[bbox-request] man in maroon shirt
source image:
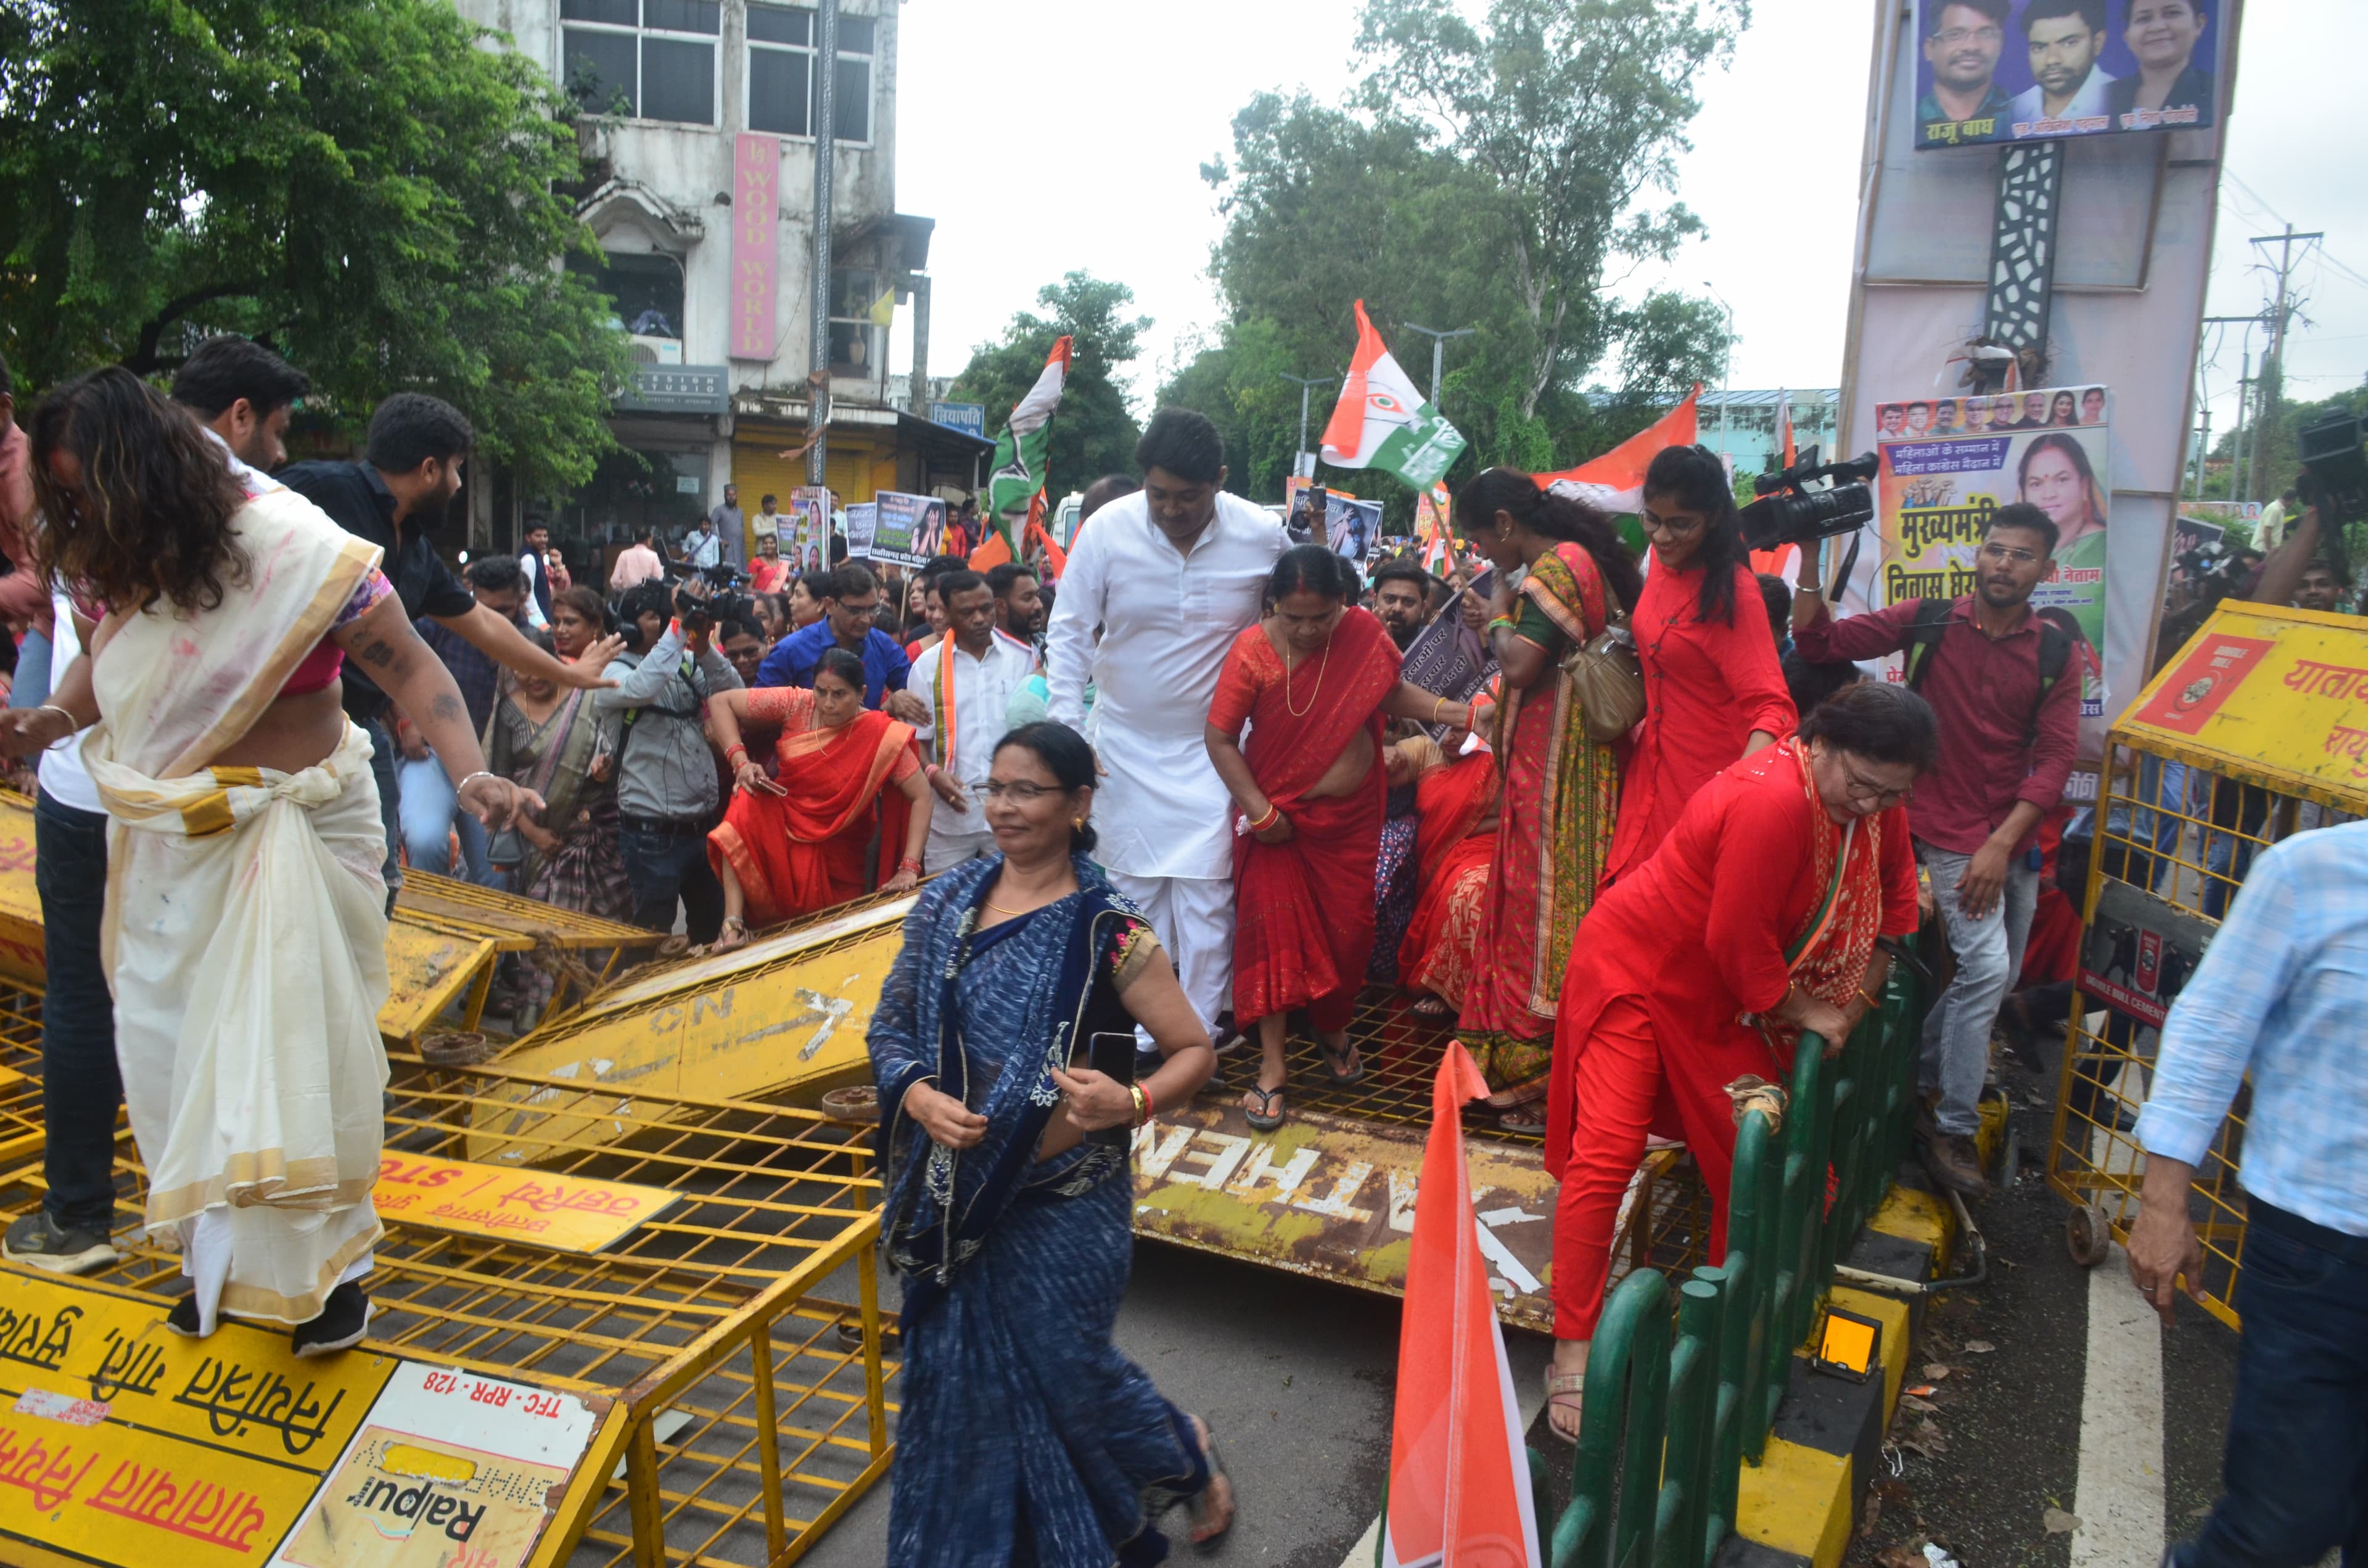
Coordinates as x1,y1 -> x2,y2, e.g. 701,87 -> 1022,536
1791,502 -> 2079,1194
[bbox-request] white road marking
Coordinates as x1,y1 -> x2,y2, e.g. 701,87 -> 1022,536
2071,1241 -> 2165,1568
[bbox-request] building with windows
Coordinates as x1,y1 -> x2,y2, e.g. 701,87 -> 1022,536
1694,388 -> 1843,477
458,0 -> 990,565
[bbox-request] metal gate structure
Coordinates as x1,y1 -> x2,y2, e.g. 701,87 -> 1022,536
2045,601 -> 2368,1328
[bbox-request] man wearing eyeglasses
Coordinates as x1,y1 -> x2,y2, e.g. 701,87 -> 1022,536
1917,0 -> 2014,146
1791,502 -> 2081,1196
754,562 -> 927,723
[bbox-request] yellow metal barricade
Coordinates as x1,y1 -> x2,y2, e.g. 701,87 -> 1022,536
0,1015 -> 895,1568
2048,601 -> 2368,1329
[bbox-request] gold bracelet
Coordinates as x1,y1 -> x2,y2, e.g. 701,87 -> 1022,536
1431,694 -> 1445,724
1128,1083 -> 1148,1127
1858,987 -> 1882,1010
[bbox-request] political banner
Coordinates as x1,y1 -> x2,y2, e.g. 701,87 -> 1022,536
1877,385 -> 2112,747
782,486 -> 831,575
863,491 -> 947,567
1912,0 -> 2222,151
1400,570 -> 1498,741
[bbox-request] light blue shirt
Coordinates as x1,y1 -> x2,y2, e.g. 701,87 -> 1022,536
2139,821 -> 2368,1237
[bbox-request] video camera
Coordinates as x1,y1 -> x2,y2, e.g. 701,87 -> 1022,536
1738,447 -> 1880,553
2298,408 -> 2368,524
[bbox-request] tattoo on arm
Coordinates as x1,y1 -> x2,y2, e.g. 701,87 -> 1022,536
429,693 -> 465,726
357,638 -> 398,669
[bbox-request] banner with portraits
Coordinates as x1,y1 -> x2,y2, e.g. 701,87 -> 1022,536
1877,385 -> 2113,749
863,491 -> 949,567
1913,0 -> 2222,151
779,486 -> 831,575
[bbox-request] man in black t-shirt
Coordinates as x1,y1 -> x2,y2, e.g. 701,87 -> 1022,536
280,393 -> 613,890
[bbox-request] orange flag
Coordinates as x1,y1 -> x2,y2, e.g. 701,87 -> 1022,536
1534,385 -> 1700,512
1382,1041 -> 1542,1568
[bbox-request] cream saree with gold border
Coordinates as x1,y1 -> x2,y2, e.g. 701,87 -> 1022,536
82,486 -> 391,1331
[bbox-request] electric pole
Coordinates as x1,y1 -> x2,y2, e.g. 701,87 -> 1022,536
1280,374 -> 1334,472
2246,224 -> 2323,501
1400,322 -> 1476,407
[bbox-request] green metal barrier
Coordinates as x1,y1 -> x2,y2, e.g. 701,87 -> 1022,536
1550,955 -> 1926,1568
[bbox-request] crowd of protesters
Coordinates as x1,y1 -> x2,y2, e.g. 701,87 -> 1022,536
2,334 -> 2361,1564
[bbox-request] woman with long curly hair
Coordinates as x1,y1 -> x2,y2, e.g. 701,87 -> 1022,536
1448,468 -> 1642,1123
9,368 -> 533,1357
1600,445 -> 1796,887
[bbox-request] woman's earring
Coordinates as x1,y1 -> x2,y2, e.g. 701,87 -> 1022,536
1072,817 -> 1085,831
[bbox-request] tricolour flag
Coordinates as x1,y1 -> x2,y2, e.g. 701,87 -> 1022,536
976,337 -> 1072,567
1534,385 -> 1701,514
1381,1040 -> 1542,1568
1320,302 -> 1468,492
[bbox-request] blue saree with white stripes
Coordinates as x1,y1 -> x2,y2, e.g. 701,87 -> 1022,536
872,855 -> 1207,1567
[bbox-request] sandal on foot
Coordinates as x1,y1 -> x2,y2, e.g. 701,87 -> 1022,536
1241,1085 -> 1286,1132
1544,1369 -> 1585,1443
713,916 -> 750,954
1498,1101 -> 1548,1133
1318,1038 -> 1366,1087
1410,995 -> 1451,1017
1486,1075 -> 1548,1110
1187,1415 -> 1236,1547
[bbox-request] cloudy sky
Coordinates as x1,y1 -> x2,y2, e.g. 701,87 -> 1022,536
895,0 -> 2361,447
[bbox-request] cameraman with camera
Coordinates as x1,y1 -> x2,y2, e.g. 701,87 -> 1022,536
594,577 -> 744,943
1791,502 -> 2080,1196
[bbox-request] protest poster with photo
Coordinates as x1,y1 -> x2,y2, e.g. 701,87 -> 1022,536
1876,385 -> 2113,747
1912,0 -> 2222,151
865,491 -> 947,567
1400,568 -> 1498,741
768,486 -> 829,575
1326,492 -> 1383,564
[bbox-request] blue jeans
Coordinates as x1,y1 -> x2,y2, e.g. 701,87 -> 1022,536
36,789 -> 120,1233
396,752 -> 490,883
2172,1200 -> 2368,1567
14,629 -> 52,710
1916,840 -> 2039,1136
619,818 -> 725,945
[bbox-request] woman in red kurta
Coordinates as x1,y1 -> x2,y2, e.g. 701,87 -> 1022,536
1537,683 -> 1936,1440
705,648 -> 932,948
1601,445 -> 1797,885
1205,546 -> 1475,1130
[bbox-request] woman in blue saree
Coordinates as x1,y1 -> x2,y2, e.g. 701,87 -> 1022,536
872,721 -> 1232,1565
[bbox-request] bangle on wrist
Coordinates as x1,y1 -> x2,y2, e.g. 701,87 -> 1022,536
1248,803 -> 1280,832
1128,1083 -> 1147,1128
36,704 -> 75,731
897,856 -> 924,874
1858,987 -> 1881,1011
1139,1081 -> 1156,1123
457,771 -> 498,793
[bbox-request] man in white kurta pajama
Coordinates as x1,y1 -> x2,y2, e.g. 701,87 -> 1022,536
1044,416 -> 1288,1043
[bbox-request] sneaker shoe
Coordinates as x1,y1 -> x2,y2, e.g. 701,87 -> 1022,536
290,1282 -> 372,1359
2,1212 -> 120,1276
163,1295 -> 204,1337
1923,1132 -> 1992,1199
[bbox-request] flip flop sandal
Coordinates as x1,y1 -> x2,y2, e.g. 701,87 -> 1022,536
1188,1418 -> 1235,1548
1318,1040 -> 1367,1087
1241,1085 -> 1286,1132
1543,1369 -> 1585,1443
1410,996 -> 1452,1017
1498,1102 -> 1548,1133
1486,1075 -> 1549,1110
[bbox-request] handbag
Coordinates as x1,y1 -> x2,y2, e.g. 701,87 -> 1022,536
1558,586 -> 1646,742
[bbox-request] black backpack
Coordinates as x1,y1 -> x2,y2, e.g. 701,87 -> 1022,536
1899,597 -> 2071,746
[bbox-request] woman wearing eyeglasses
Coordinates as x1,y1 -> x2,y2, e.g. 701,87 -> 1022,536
1601,446 -> 1798,887
704,646 -> 932,950
871,721 -> 1234,1558
1536,682 -> 1934,1442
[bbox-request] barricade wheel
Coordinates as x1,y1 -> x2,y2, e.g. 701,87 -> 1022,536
2066,1204 -> 2111,1268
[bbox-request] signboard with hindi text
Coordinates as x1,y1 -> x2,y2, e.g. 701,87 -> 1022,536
0,1271 -> 610,1568
371,1152 -> 680,1255
1877,385 -> 2113,755
1912,0 -> 2224,152
2118,601 -> 2368,810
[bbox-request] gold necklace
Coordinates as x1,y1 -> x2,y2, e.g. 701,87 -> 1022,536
1283,635 -> 1333,718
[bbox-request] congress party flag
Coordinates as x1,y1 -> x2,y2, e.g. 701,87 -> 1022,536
980,336 -> 1072,559
1535,385 -> 1701,515
1320,302 -> 1468,491
1381,1040 -> 1542,1568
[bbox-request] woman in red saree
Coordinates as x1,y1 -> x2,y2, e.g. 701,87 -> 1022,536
705,647 -> 932,950
1602,445 -> 1796,886
1205,546 -> 1475,1130
1451,469 -> 1645,1125
1396,740 -> 1501,1016
1537,683 -> 1934,1440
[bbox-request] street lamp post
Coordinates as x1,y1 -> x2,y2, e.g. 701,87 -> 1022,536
1280,374 -> 1334,471
1400,322 -> 1477,406
1704,281 -> 1735,462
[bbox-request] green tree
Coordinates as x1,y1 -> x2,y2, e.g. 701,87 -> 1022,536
1357,0 -> 1749,421
0,0 -> 630,492
951,273 -> 1150,498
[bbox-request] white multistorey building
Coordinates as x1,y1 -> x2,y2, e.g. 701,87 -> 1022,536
459,0 -> 990,564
